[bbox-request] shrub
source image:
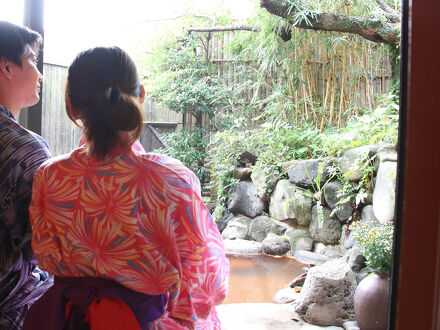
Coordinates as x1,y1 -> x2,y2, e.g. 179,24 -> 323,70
156,127 -> 209,184
350,220 -> 394,274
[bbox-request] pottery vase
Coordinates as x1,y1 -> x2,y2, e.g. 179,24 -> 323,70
354,272 -> 390,330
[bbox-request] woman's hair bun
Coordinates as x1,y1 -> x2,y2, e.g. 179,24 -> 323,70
108,92 -> 143,132
66,46 -> 144,159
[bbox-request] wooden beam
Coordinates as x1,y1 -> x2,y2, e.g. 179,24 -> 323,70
19,0 -> 44,135
391,0 -> 440,329
186,26 -> 259,33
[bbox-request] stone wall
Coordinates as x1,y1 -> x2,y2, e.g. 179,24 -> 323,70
215,143 -> 397,327
218,143 -> 396,255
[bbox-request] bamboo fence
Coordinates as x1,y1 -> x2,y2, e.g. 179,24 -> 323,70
193,28 -> 392,131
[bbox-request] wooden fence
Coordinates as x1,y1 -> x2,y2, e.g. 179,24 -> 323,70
41,63 -> 80,156
192,29 -> 392,130
41,63 -> 182,156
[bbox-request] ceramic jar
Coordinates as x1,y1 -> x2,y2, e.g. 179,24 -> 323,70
354,272 -> 390,330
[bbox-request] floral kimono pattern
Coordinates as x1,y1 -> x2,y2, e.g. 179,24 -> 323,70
29,144 -> 229,329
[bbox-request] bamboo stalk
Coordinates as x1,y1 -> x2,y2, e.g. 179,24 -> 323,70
328,47 -> 339,126
354,81 -> 360,115
218,33 -> 224,76
309,35 -> 318,97
301,81 -> 309,118
320,50 -> 334,131
337,43 -> 347,128
362,44 -> 369,108
295,90 -> 299,124
322,42 -> 327,102
293,28 -> 302,122
328,70 -> 337,127
368,44 -> 376,109
303,39 -> 317,126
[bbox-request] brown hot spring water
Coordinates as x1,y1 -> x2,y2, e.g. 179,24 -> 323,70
223,254 -> 308,304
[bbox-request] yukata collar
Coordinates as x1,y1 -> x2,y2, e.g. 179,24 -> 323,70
0,105 -> 16,121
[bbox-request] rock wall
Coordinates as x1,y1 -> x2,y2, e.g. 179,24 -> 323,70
217,143 -> 397,257
215,143 -> 397,327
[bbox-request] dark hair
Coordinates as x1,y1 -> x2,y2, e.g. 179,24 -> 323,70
66,46 -> 144,160
0,20 -> 42,66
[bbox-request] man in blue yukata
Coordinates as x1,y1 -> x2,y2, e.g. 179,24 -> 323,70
0,20 -> 53,329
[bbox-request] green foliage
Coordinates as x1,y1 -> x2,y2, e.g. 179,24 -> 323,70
209,123 -> 324,220
144,34 -> 231,123
156,127 -> 209,183
351,220 -> 394,274
303,161 -> 337,227
321,94 -> 399,157
322,93 -> 399,217
209,93 -> 398,221
338,152 -> 376,212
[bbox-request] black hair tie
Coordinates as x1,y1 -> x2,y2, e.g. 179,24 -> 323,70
105,87 -> 120,105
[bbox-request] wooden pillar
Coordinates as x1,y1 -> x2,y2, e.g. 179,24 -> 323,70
19,0 -> 44,134
391,0 -> 440,329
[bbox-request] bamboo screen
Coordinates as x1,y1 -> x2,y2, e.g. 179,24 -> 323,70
194,29 -> 392,131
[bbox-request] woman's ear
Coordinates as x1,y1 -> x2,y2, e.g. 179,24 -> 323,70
139,84 -> 145,104
66,98 -> 81,120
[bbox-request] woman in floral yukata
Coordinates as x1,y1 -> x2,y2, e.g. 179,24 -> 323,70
26,46 -> 229,330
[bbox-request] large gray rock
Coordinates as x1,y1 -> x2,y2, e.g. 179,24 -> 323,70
248,215 -> 287,242
295,258 -> 357,326
314,243 -> 344,259
347,245 -> 366,273
250,164 -> 279,199
337,145 -> 375,182
223,239 -> 263,255
323,181 -> 343,209
232,167 -> 252,181
288,159 -> 333,189
292,250 -> 331,266
292,189 -> 314,226
375,144 -> 397,166
221,214 -> 252,240
228,181 -> 265,218
360,205 -> 377,223
262,234 -> 291,256
269,180 -> 297,221
280,160 -> 300,174
323,182 -> 352,222
309,204 -> 342,245
286,229 -> 314,251
340,225 -> 354,249
356,267 -> 373,284
216,209 -> 234,232
373,161 -> 397,222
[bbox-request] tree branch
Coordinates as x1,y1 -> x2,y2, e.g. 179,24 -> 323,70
375,0 -> 401,23
260,0 -> 400,45
185,26 -> 260,33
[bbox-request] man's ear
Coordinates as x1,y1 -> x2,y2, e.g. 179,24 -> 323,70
0,58 -> 13,79
139,84 -> 145,104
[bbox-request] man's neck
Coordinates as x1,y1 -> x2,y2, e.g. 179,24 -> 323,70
0,104 -> 17,120
0,100 -> 20,118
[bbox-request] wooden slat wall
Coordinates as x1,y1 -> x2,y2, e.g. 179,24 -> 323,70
41,63 -> 182,156
143,99 -> 183,125
41,63 -> 80,156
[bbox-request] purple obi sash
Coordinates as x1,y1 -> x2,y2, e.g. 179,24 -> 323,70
23,276 -> 166,330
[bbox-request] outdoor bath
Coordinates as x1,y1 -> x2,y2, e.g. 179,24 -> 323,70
223,254 -> 307,304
